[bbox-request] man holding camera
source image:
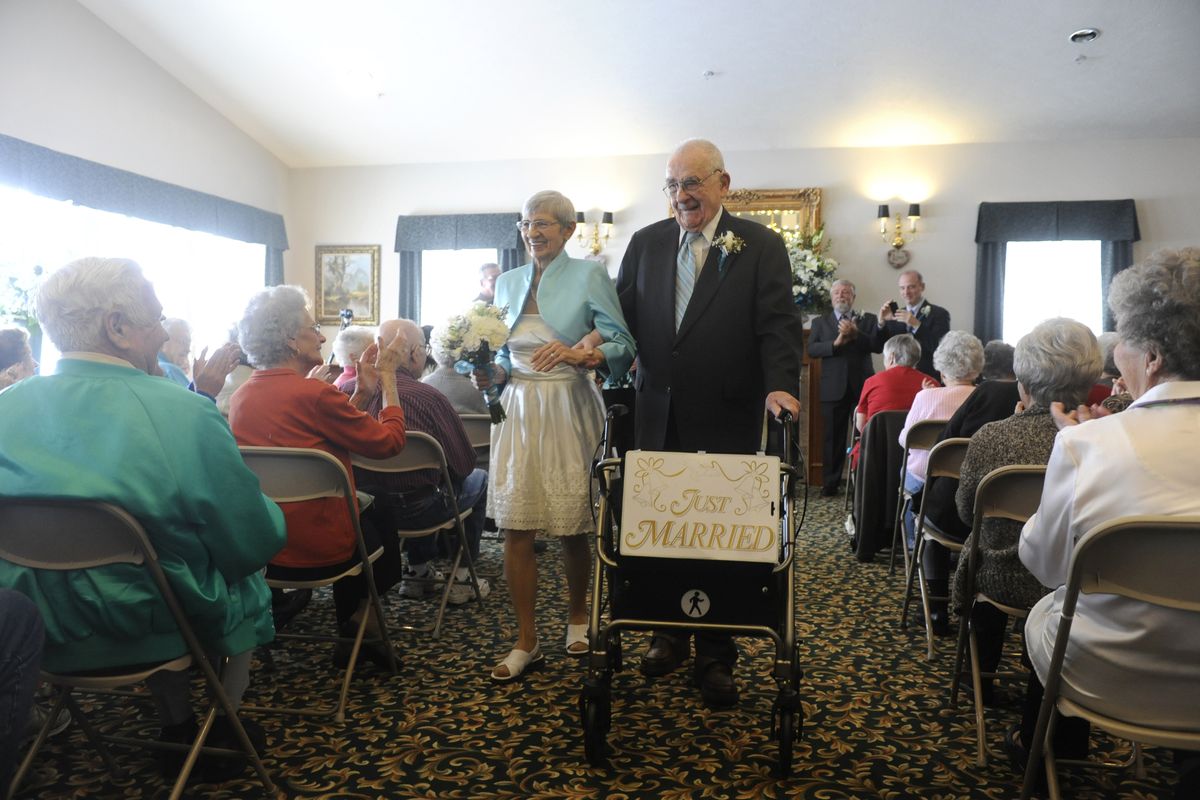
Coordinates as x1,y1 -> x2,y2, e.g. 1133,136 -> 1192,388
878,270 -> 950,379
807,279 -> 882,496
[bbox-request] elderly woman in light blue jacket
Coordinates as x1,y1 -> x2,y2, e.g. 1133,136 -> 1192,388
476,190 -> 635,682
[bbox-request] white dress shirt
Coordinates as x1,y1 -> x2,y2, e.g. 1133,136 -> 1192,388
1019,380 -> 1200,728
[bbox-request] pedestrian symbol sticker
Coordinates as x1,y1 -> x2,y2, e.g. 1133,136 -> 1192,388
682,589 -> 710,618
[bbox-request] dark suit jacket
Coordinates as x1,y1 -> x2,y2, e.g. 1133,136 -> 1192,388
879,301 -> 950,378
807,311 -> 881,403
616,211 -> 801,454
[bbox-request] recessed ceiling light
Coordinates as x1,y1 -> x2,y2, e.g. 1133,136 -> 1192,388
1069,28 -> 1100,43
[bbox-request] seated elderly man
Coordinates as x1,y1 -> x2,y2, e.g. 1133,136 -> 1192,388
342,318 -> 490,604
0,257 -> 285,761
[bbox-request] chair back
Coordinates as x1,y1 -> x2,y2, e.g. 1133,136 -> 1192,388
1068,515 -> 1200,614
0,500 -> 148,571
852,409 -> 907,561
351,431 -> 447,475
924,437 -> 970,482
970,464 -> 1047,530
458,414 -> 491,451
903,418 -> 947,457
238,445 -> 356,505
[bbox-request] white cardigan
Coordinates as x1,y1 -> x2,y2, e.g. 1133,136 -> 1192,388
1019,380 -> 1200,728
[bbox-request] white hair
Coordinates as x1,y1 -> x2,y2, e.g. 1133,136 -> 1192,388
238,285 -> 310,369
36,257 -> 159,353
331,325 -> 376,367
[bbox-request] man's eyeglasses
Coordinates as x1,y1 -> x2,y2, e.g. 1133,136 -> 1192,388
662,169 -> 724,197
516,219 -> 560,233
414,343 -> 432,356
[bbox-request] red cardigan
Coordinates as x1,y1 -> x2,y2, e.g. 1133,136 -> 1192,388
230,369 -> 406,567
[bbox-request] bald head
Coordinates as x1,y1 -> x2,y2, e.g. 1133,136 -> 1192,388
380,318 -> 426,377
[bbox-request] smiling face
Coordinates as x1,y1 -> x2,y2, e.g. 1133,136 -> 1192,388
665,144 -> 730,233
898,271 -> 925,308
831,282 -> 855,315
521,210 -> 573,268
290,312 -> 327,371
111,281 -> 169,375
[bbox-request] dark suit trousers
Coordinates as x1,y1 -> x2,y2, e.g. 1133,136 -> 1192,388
820,394 -> 856,490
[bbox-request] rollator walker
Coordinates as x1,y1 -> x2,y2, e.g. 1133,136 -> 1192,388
579,408 -> 804,777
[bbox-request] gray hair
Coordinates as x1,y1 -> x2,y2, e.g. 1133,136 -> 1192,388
523,191 -> 576,229
982,340 -> 1015,380
671,138 -> 726,173
1096,331 -> 1120,377
1013,318 -> 1102,409
883,333 -> 921,368
238,285 -> 311,369
933,330 -> 984,382
479,262 -> 500,276
36,257 -> 159,353
0,326 -> 31,371
831,279 -> 856,295
331,325 -> 376,367
1108,247 -> 1200,380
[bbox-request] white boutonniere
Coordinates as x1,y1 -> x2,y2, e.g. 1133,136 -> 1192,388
918,304 -> 930,319
713,231 -> 745,257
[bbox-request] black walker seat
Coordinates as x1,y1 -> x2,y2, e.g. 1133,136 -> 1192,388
580,412 -> 804,777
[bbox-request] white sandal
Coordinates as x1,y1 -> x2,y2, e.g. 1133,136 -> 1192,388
565,623 -> 589,656
490,643 -> 543,682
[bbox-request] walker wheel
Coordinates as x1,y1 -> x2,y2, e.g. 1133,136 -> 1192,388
582,696 -> 607,766
777,709 -> 795,778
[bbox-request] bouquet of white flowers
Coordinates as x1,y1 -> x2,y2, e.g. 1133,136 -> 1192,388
788,226 -> 838,315
431,302 -> 511,423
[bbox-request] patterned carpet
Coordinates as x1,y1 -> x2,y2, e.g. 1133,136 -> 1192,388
13,492 -> 1177,799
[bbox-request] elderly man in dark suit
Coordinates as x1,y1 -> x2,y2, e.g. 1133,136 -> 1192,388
807,279 -> 881,496
616,138 -> 802,707
878,269 -> 951,379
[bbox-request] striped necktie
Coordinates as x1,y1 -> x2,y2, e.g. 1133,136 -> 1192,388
675,231 -> 699,331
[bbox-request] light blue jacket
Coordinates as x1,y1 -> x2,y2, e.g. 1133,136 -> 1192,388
493,251 -> 635,380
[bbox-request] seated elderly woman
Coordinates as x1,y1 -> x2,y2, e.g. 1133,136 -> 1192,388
848,333 -> 925,470
1015,249 -> 1200,792
0,257 -> 285,755
928,320 -> 1100,663
422,329 -> 488,416
331,324 -> 377,391
0,326 -> 38,390
229,286 -> 408,664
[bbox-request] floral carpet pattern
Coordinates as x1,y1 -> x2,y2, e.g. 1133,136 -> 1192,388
14,493 -> 1176,799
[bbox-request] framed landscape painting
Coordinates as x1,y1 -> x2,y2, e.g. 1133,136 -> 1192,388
315,244 -> 380,325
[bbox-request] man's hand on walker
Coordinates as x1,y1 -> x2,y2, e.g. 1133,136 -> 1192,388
766,391 -> 801,420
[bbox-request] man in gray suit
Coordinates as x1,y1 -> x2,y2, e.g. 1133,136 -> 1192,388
807,279 -> 881,495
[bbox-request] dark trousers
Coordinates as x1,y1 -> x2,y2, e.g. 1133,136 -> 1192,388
820,394 -> 855,490
0,589 -> 43,787
382,469 -> 488,568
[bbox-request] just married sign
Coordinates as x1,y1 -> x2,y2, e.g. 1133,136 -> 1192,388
619,450 -> 781,564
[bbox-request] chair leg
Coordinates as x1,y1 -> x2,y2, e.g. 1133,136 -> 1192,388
968,625 -> 988,767
196,657 -> 276,795
916,552 -> 937,661
900,533 -> 925,629
889,492 -> 907,576
167,705 -> 217,800
949,603 -> 972,707
7,687 -> 70,799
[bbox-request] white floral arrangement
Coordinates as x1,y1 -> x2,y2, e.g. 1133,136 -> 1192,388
713,231 -> 745,258
787,226 -> 838,315
432,301 -> 511,422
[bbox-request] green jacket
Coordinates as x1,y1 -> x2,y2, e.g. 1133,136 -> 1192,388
0,358 -> 285,672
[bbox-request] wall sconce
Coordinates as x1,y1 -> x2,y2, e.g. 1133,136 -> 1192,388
876,203 -> 921,267
576,211 -> 613,255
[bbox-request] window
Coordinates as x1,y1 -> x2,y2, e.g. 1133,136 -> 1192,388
419,248 -> 498,327
0,184 -> 265,372
1002,240 -> 1102,342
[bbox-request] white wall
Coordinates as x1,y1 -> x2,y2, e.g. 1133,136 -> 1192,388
291,136 -> 1200,335
0,0 -> 289,229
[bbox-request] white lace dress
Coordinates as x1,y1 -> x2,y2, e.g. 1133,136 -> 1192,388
487,314 -> 605,536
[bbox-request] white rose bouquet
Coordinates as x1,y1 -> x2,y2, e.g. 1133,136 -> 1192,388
788,226 -> 838,315
431,302 -> 511,423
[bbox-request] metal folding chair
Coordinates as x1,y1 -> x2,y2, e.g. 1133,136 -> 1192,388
1022,514 -> 1200,799
889,418 -> 948,575
352,431 -> 486,638
458,413 -> 491,471
899,437 -> 970,660
239,445 -> 398,723
947,464 -> 1046,766
850,410 -> 907,563
0,499 -> 275,800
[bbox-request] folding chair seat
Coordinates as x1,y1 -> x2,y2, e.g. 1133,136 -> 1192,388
849,409 -> 907,563
945,464 -> 1046,766
1022,515 -> 1200,800
458,413 -> 491,472
899,437 -> 970,660
352,431 -> 487,639
889,418 -> 949,575
0,499 -> 274,800
238,445 -> 398,723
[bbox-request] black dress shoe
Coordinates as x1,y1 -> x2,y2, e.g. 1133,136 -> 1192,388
640,635 -> 686,677
694,661 -> 739,708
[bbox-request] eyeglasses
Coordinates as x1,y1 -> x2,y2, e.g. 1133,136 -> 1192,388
516,219 -> 561,233
662,169 -> 724,197
307,323 -> 322,334
414,343 -> 432,356
662,169 -> 723,197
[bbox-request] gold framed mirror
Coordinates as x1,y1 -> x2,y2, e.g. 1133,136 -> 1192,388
725,187 -> 822,243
